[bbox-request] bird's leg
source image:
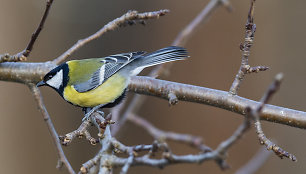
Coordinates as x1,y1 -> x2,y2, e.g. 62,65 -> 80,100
82,104 -> 105,121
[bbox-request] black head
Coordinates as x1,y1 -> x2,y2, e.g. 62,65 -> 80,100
37,63 -> 69,96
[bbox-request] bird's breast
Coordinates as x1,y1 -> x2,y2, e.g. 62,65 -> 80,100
63,74 -> 128,107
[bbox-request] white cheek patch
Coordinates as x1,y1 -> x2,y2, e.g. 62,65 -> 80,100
46,69 -> 63,89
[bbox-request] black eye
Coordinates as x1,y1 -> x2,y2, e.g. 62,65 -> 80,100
45,74 -> 53,81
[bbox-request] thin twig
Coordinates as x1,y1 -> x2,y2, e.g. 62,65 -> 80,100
112,139 -> 157,154
59,119 -> 99,146
22,0 -> 54,58
82,112 -> 223,172
97,115 -> 114,174
229,0 -> 269,95
214,112 -> 252,169
254,120 -> 296,161
81,95 -> 274,172
79,112 -> 115,173
120,152 -> 134,174
128,114 -> 212,152
53,9 -> 169,65
80,150 -> 102,174
0,53 -> 27,63
28,83 -> 75,174
0,0 -> 54,62
247,73 -> 297,161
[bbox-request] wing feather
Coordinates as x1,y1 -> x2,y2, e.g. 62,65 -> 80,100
73,51 -> 145,93
73,67 -> 102,92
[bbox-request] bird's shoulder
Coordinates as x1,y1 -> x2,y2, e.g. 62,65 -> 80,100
67,58 -> 104,84
102,51 -> 146,63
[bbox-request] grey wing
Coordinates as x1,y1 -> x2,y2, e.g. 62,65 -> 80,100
103,51 -> 146,79
73,51 -> 146,93
73,68 -> 102,93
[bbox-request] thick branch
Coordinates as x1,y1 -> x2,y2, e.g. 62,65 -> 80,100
129,76 -> 306,129
0,62 -> 55,83
0,62 -> 306,129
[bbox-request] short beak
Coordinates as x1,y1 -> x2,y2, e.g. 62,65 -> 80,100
36,81 -> 46,87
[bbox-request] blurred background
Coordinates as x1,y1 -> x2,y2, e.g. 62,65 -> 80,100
0,0 -> 306,173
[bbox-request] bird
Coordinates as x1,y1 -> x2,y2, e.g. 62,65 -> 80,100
37,46 -> 188,120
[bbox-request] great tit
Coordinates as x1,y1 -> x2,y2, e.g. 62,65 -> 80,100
37,46 -> 188,119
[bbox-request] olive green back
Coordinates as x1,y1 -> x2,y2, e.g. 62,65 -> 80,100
67,58 -> 104,85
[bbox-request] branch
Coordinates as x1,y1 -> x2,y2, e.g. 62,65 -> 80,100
129,76 -> 306,129
80,112 -> 114,174
79,110 -> 248,172
22,0 -> 54,58
52,9 -> 169,65
111,0 -> 232,135
110,73 -> 294,171
28,84 -> 75,174
0,61 -> 305,129
111,114 -> 251,170
247,73 -> 296,161
59,119 -> 99,146
128,113 -> 212,152
73,74 -> 296,172
229,0 -> 269,95
0,0 -> 54,62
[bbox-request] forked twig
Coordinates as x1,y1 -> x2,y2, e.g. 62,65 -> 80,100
59,119 -> 99,146
229,0 -> 269,95
246,73 -> 297,161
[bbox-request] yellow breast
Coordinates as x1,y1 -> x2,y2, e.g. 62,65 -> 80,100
63,74 -> 127,107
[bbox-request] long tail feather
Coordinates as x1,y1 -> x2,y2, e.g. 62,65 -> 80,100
140,46 -> 188,68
